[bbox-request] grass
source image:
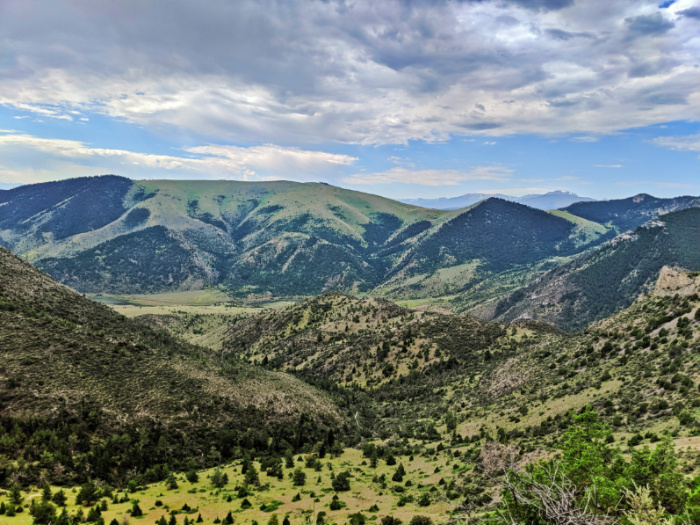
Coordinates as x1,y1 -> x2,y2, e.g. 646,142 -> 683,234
1,447 -> 457,525
90,289 -> 234,307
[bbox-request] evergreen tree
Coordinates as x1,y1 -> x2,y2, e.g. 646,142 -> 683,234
187,470 -> 199,483
10,484 -> 24,506
293,468 -> 307,486
244,463 -> 260,486
87,505 -> 102,522
42,483 -> 52,502
29,498 -> 57,524
166,473 -> 179,490
131,502 -> 143,517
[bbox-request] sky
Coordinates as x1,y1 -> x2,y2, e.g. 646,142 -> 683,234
0,0 -> 699,200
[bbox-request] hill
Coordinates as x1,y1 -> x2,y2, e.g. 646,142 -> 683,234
480,207 -> 700,331
0,177 -> 612,300
0,245 -> 341,487
209,278 -> 699,448
562,193 -> 700,234
402,190 -> 594,210
6,256 -> 698,523
2,176 -> 697,328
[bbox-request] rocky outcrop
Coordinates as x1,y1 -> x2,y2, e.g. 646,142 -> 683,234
653,266 -> 700,297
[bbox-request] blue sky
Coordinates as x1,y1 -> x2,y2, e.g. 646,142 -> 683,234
1,0 -> 699,200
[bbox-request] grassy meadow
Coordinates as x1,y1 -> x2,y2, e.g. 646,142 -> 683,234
0,445 -> 460,525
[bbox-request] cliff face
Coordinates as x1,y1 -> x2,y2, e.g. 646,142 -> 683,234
653,266 -> 700,297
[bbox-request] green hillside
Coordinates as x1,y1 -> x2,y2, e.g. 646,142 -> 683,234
189,276 -> 700,451
0,176 -> 616,300
0,246 -> 341,488
145,269 -> 700,523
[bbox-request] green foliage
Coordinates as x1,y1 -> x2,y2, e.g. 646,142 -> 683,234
166,473 -> 179,490
212,468 -> 229,488
29,498 -> 57,524
495,409 -> 692,523
292,468 -> 306,486
332,470 -> 351,492
0,245 -> 340,487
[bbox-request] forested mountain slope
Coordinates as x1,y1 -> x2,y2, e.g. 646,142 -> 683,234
482,207 -> 700,331
0,246 -> 340,486
562,192 -> 700,234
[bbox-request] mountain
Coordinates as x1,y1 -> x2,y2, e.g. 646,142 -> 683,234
1,176 -> 696,327
517,190 -> 595,210
0,182 -> 21,190
0,176 -> 612,299
562,193 -> 700,233
401,192 -> 512,209
0,244 -> 340,485
480,207 -> 700,331
401,190 -> 594,210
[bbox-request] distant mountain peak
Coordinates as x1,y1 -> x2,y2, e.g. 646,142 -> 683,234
632,193 -> 654,202
401,190 -> 594,211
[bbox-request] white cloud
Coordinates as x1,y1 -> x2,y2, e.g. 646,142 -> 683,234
0,0 -> 698,145
651,133 -> 700,152
0,133 -> 357,184
570,135 -> 600,142
341,166 -> 513,186
594,164 -> 624,168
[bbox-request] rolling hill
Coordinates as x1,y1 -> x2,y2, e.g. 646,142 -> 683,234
198,268 -> 700,449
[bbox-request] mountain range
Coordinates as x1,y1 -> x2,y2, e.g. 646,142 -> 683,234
0,176 -> 698,331
401,190 -> 595,210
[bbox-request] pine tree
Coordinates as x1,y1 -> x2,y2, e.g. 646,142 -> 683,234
131,502 -> 143,517
244,463 -> 260,486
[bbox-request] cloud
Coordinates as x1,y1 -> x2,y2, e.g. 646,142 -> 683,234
625,13 -> 675,39
678,6 -> 700,19
0,132 -> 357,183
0,0 -> 698,144
651,133 -> 700,152
594,164 -> 623,168
341,165 -> 513,186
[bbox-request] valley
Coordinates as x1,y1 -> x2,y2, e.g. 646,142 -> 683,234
1,177 -> 699,524
3,2 -> 700,523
